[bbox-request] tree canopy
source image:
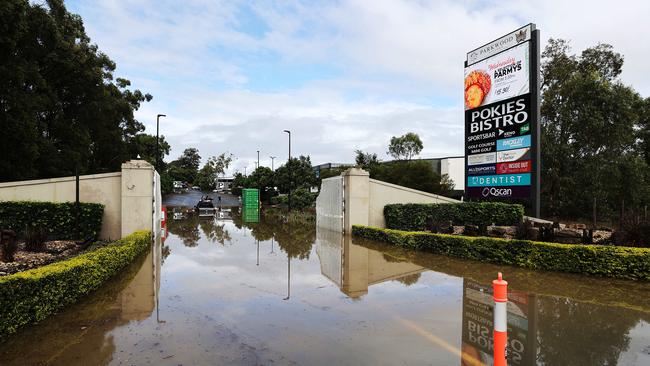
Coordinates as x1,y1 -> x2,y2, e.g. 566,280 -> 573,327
355,149 -> 380,170
353,134 -> 455,195
387,132 -> 423,161
274,156 -> 318,194
195,153 -> 233,190
0,0 -> 156,181
167,148 -> 202,184
540,39 -> 650,219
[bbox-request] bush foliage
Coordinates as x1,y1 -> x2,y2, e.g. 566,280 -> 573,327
384,202 -> 524,231
0,230 -> 151,340
352,225 -> 650,280
0,201 -> 104,240
270,188 -> 318,210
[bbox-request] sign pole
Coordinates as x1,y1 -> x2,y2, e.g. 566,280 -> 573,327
530,28 -> 541,218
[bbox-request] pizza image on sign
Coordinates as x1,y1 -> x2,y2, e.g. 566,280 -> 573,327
464,70 -> 492,109
464,42 -> 530,110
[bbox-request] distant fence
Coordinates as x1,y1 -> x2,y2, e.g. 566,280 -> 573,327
316,176 -> 344,232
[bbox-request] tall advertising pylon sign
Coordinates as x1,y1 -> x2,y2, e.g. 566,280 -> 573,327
464,24 -> 541,217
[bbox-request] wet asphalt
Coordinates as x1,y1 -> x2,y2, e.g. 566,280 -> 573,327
162,190 -> 240,207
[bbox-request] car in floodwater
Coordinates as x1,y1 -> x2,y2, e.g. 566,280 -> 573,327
195,196 -> 216,217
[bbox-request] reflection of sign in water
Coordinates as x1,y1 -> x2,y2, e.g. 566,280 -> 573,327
461,279 -> 536,365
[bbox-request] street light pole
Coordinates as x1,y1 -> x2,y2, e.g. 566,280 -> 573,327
283,130 -> 291,212
270,156 -> 276,171
156,114 -> 166,172
257,150 -> 260,170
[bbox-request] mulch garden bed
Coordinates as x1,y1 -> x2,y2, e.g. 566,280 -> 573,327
0,240 -> 86,276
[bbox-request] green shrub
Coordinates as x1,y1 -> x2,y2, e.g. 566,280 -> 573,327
384,202 -> 524,230
0,230 -> 151,340
270,188 -> 317,210
0,201 -> 104,240
352,225 -> 650,281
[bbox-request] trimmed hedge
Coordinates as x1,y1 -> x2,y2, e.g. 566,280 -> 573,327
0,201 -> 104,239
384,202 -> 524,230
352,225 -> 650,281
0,230 -> 151,340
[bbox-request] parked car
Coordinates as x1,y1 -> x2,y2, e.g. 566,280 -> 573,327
195,196 -> 216,217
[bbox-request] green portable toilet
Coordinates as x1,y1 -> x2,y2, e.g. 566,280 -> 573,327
241,188 -> 259,208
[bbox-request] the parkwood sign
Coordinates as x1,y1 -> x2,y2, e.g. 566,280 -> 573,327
464,24 -> 541,216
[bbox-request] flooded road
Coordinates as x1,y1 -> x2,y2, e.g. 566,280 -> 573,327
1,208 -> 650,365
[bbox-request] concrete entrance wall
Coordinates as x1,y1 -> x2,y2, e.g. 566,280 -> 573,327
337,168 -> 460,234
0,160 -> 159,240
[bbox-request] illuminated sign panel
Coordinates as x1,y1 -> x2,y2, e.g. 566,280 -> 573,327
464,24 -> 540,210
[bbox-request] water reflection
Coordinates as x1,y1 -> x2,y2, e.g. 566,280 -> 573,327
2,211 -> 650,365
234,209 -> 315,260
461,279 -> 536,365
167,207 -> 233,246
0,237 -> 160,365
318,228 -> 650,365
316,228 -> 426,297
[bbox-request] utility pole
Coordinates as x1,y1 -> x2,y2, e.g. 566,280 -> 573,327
257,150 -> 260,170
155,114 -> 166,172
270,156 -> 276,171
283,130 -> 291,212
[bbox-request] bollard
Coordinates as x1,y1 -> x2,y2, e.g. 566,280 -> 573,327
493,272 -> 508,366
161,206 -> 167,225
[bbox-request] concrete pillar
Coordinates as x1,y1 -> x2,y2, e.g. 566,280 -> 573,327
121,160 -> 155,237
342,168 -> 370,235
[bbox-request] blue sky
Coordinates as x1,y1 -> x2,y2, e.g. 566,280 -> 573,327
66,0 -> 650,174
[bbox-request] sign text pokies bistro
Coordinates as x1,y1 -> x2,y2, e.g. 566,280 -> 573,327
464,24 -> 540,206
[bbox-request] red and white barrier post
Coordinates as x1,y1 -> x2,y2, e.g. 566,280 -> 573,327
493,272 -> 508,366
161,206 -> 167,226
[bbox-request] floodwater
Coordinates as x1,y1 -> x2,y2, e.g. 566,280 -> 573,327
1,208 -> 650,365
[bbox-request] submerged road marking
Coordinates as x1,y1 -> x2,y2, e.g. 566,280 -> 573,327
393,314 -> 484,366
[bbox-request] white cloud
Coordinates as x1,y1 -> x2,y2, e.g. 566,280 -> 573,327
70,0 -> 650,173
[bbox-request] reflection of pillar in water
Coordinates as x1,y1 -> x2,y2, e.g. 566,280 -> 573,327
120,250 -> 156,321
316,228 -> 369,297
342,234 -> 369,298
153,233 -> 164,323
316,228 -> 426,298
